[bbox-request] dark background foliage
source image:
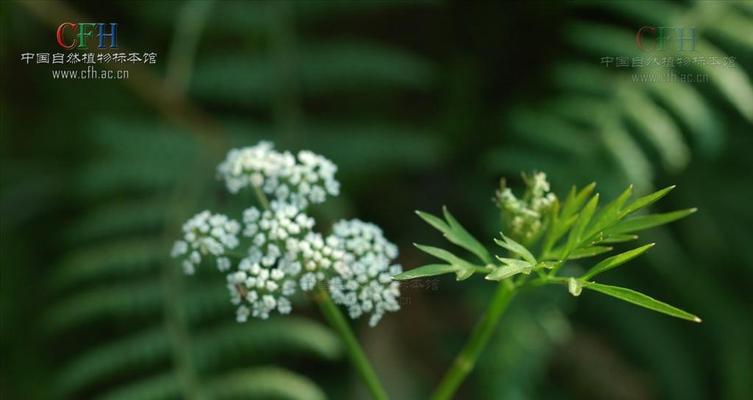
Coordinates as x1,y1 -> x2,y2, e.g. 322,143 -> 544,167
2,1 -> 752,399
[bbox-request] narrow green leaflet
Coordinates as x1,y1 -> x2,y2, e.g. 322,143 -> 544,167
568,245 -> 613,260
599,233 -> 638,244
541,213 -> 577,256
547,183 -> 596,254
583,282 -> 701,322
411,244 -> 478,280
620,185 -> 676,217
414,210 -> 449,233
580,243 -> 654,280
561,182 -> 596,218
604,208 -> 697,235
544,244 -> 612,260
393,264 -> 459,280
413,244 -> 467,266
564,193 -> 599,255
485,258 -> 533,281
415,207 -> 492,264
442,207 -> 493,263
494,234 -> 536,264
585,185 -> 633,239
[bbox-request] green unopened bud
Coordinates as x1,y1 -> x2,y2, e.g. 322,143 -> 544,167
568,277 -> 583,297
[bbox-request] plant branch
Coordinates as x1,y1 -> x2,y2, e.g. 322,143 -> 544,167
431,279 -> 516,400
314,287 -> 389,400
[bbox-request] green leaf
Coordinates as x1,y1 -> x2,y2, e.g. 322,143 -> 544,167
194,319 -> 343,368
486,258 -> 533,281
206,367 -> 327,400
303,120 -> 444,173
568,245 -> 613,260
415,210 -> 449,233
581,243 -> 654,280
442,207 -> 493,263
585,185 -> 633,238
412,244 -> 477,280
583,282 -> 701,322
620,88 -> 690,171
600,233 -> 638,244
57,328 -> 168,396
64,199 -> 167,243
51,239 -> 164,292
44,281 -> 163,332
545,244 -> 613,260
415,208 -> 492,264
620,185 -> 676,216
605,208 -> 697,235
564,193 -> 599,255
414,244 -> 466,266
561,182 -> 596,218
99,373 -> 177,400
541,213 -> 577,257
393,264 -> 458,280
193,41 -> 434,105
601,123 -> 654,189
494,233 -> 536,265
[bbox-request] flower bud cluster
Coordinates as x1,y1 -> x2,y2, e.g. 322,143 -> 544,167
495,172 -> 557,241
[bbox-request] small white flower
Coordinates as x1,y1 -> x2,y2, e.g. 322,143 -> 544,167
171,241 -> 188,257
277,297 -> 292,314
217,257 -> 231,272
236,305 -> 250,322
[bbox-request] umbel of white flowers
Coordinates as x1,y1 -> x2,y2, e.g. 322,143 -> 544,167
171,142 -> 402,326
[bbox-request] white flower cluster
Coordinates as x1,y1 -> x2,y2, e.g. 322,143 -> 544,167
327,220 -> 402,327
217,142 -> 340,209
227,202 -> 347,321
495,172 -> 557,241
171,211 -> 240,275
173,142 -> 402,326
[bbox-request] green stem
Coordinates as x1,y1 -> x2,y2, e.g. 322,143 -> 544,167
314,287 -> 389,400
431,279 -> 516,400
254,186 -> 271,209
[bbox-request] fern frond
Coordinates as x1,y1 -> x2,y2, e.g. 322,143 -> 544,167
51,239 -> 164,292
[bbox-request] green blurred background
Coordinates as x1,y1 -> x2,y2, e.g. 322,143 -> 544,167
2,1 -> 752,399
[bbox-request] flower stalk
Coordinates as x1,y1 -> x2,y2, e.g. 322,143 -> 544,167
315,287 -> 389,400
